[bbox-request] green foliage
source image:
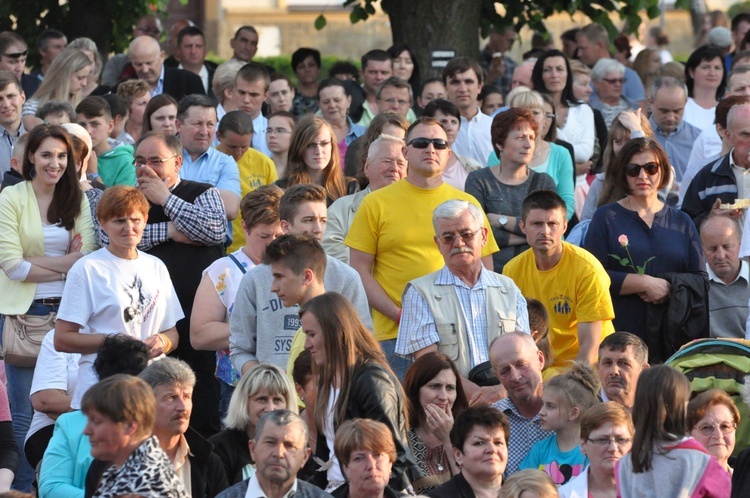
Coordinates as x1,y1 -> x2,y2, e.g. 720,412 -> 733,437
327,0 -> 663,39
255,55 -> 360,85
728,2 -> 750,20
0,0 -> 162,68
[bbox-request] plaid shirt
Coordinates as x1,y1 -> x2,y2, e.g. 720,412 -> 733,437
99,179 -> 227,249
492,397 -> 552,477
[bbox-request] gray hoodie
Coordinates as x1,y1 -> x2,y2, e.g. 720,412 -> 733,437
229,255 -> 373,371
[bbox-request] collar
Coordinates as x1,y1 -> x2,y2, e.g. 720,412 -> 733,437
436,264 -> 501,290
706,259 -> 749,285
460,106 -> 484,123
729,148 -> 750,171
494,395 -> 543,422
1,120 -> 24,138
651,117 -> 685,137
173,434 -> 192,470
169,176 -> 181,191
245,472 -> 298,498
182,146 -> 210,164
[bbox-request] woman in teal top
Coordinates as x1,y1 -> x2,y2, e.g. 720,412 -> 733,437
487,89 -> 574,220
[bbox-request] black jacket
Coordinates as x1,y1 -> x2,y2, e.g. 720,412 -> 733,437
732,447 -> 750,498
313,361 -> 418,492
117,66 -> 205,102
428,472 -> 476,498
208,428 -> 252,485
85,427 -> 228,498
681,154 -> 736,228
645,272 -> 710,363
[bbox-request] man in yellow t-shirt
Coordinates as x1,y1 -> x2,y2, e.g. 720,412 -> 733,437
345,117 -> 499,378
503,190 -> 614,369
217,110 -> 278,254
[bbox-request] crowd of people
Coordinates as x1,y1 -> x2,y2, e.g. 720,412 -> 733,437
3,8 -> 750,498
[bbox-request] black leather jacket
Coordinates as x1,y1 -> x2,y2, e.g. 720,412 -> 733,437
313,361 -> 419,491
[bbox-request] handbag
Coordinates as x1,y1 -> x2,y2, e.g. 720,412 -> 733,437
2,312 -> 56,367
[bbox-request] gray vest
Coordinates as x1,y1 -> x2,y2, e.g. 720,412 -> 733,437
407,268 -> 518,377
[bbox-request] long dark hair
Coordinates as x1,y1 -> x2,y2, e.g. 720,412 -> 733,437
531,50 -> 578,106
403,352 -> 468,429
300,292 -> 402,430
630,365 -> 691,473
141,94 -> 178,136
22,124 -> 82,230
387,44 -> 421,100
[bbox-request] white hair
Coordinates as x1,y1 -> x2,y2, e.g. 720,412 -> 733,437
591,58 -> 626,83
432,199 -> 484,234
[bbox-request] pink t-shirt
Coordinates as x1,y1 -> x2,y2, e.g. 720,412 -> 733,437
0,382 -> 11,422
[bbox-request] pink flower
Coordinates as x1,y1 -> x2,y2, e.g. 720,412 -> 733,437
618,234 -> 629,247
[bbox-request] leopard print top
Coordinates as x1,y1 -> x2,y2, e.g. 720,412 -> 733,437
92,435 -> 189,498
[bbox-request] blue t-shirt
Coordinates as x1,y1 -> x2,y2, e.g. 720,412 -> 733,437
519,434 -> 587,485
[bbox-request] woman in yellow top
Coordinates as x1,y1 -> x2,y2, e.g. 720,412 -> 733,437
0,124 -> 96,491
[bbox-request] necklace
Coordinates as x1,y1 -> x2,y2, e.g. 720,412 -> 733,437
435,448 -> 447,472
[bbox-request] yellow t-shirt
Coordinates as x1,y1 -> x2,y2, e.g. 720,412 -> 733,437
227,148 -> 279,254
344,179 -> 499,341
503,242 -> 615,369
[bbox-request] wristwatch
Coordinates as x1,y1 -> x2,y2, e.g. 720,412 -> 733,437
498,215 -> 508,228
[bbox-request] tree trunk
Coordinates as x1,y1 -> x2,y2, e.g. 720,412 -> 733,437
688,0 -> 707,37
67,0 -> 113,55
382,0 -> 482,79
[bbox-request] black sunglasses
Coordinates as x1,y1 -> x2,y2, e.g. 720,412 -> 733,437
2,49 -> 28,59
625,162 -> 660,177
407,138 -> 449,150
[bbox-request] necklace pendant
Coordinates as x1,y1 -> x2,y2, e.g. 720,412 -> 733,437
437,464 -> 444,472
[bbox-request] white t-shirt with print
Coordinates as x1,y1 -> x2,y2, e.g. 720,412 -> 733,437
58,247 -> 184,409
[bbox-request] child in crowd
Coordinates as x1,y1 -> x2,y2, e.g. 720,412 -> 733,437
526,297 -> 556,380
520,362 -> 600,485
1,133 -> 29,191
35,100 -> 76,125
116,79 -> 151,144
479,85 -> 504,115
76,96 -> 135,187
102,93 -> 130,145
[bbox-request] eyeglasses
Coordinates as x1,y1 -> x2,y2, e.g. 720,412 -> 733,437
133,155 -> 178,168
694,422 -> 737,437
587,437 -> 633,447
602,77 -> 626,85
407,138 -> 449,150
438,229 -> 480,245
625,162 -> 660,177
266,128 -> 292,135
2,49 -> 28,59
305,140 -> 332,150
380,98 -> 411,106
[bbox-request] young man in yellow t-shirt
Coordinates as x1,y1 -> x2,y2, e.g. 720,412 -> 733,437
503,190 -> 615,369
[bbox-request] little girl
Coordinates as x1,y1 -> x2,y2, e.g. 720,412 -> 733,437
520,362 -> 600,485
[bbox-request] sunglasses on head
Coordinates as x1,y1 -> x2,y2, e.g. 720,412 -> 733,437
625,162 -> 660,177
407,138 -> 449,149
2,49 -> 28,59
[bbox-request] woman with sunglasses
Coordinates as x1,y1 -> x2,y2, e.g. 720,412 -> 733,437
465,108 -> 556,272
583,138 -> 705,347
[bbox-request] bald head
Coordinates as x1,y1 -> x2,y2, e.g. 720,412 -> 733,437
701,216 -> 742,284
489,332 -> 544,407
128,36 -> 164,87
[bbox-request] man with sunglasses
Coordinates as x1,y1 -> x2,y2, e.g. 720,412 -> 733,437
0,31 -> 40,98
396,199 -> 528,405
346,117 -> 499,380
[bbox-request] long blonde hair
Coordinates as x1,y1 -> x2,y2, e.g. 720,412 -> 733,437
32,48 -> 93,108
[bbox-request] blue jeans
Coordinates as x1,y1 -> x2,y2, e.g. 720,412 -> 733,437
3,301 -> 57,491
380,339 -> 412,382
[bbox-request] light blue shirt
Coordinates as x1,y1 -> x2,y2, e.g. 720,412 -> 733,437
152,64 -> 165,97
650,117 -> 702,183
252,114 -> 271,157
179,146 -> 240,196
396,266 -> 530,367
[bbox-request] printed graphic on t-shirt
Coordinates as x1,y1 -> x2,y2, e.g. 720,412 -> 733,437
550,294 -> 573,316
541,461 -> 584,485
122,275 -> 158,335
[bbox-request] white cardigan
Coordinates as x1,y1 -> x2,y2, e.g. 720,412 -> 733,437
557,103 -> 595,163
558,466 -> 590,498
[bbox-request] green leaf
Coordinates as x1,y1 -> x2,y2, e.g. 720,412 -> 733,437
365,1 -> 376,14
314,14 -> 327,31
620,258 -> 630,266
609,254 -> 624,263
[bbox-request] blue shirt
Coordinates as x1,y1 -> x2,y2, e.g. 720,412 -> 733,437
179,146 -> 240,196
252,114 -> 271,157
649,117 -> 702,183
152,65 -> 165,97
